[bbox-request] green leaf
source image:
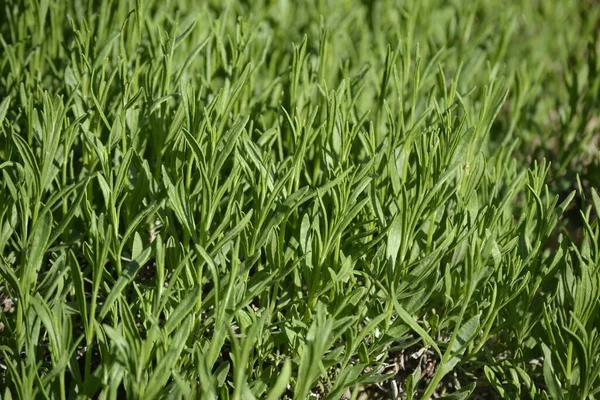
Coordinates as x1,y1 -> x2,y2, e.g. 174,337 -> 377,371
48,178 -> 90,244
24,212 -> 52,293
0,96 -> 10,123
484,366 -> 506,398
99,246 -> 151,319
438,383 -> 476,399
93,31 -> 120,69
451,314 -> 481,354
131,231 -> 143,260
144,316 -> 192,399
391,295 -> 442,357
387,214 -> 403,270
591,188 -> 600,223
164,285 -> 200,335
541,343 -> 564,400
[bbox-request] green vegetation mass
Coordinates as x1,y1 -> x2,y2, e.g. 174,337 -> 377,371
1,0 -> 600,399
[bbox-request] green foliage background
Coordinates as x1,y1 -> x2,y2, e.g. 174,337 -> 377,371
0,0 -> 599,399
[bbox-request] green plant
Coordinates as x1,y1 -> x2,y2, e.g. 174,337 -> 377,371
0,0 -> 599,399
